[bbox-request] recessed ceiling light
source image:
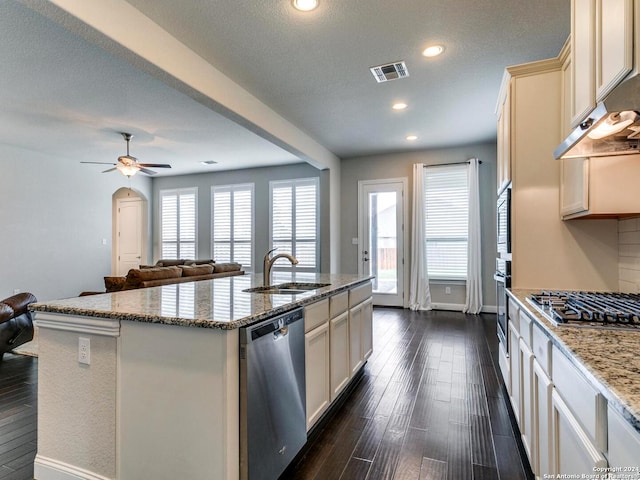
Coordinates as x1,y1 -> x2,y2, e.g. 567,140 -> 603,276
292,0 -> 318,11
422,45 -> 444,57
406,135 -> 418,141
392,102 -> 408,110
201,160 -> 218,165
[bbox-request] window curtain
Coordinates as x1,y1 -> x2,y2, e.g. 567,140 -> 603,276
409,163 -> 432,311
463,158 -> 483,314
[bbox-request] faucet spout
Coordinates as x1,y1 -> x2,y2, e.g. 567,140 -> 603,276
263,248 -> 299,287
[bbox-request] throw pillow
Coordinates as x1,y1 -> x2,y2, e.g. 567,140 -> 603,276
180,264 -> 214,276
213,262 -> 242,273
104,276 -> 126,292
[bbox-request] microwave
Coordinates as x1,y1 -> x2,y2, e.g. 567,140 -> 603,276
497,186 -> 511,259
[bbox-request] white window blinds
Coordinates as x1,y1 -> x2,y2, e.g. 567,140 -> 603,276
424,164 -> 469,279
160,188 -> 197,259
270,178 -> 319,271
212,184 -> 254,270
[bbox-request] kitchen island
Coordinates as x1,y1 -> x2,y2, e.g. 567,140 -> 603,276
30,272 -> 373,480
506,289 -> 640,475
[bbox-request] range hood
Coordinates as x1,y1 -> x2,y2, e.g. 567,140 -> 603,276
554,75 -> 640,159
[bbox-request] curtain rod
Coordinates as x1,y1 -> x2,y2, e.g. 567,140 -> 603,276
424,159 -> 482,168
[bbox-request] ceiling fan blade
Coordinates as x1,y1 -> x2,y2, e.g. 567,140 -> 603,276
138,167 -> 158,176
102,167 -> 118,173
137,163 -> 172,168
81,161 -> 117,165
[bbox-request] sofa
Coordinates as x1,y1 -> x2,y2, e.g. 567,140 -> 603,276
0,292 -> 36,361
104,259 -> 244,292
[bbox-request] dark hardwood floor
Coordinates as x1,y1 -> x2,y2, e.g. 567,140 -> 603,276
0,353 -> 37,480
0,308 -> 530,480
282,308 -> 532,480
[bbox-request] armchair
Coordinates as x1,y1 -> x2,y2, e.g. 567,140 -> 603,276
0,292 -> 36,361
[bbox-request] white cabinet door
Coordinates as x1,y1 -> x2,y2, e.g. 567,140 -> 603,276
571,0 -> 596,127
519,338 -> 534,463
329,310 -> 350,401
305,322 -> 330,431
361,298 -> 373,361
608,405 -> 640,468
595,0 -> 633,100
349,303 -> 363,376
560,158 -> 589,217
551,389 -> 607,475
508,321 -> 521,425
533,360 -> 553,478
496,86 -> 511,194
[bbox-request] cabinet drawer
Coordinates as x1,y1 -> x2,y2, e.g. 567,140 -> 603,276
532,323 -> 551,377
508,297 -> 520,332
304,299 -> 329,333
519,310 -> 533,349
330,291 -> 349,318
552,346 -> 607,450
349,282 -> 372,308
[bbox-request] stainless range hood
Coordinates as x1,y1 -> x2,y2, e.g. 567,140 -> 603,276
554,75 -> 640,159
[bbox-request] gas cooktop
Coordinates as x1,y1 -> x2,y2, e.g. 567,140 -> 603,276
526,291 -> 640,331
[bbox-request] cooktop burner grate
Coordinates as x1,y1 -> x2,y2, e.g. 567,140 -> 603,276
527,291 -> 640,330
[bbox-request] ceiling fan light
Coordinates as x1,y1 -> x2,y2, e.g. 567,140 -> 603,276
117,164 -> 139,177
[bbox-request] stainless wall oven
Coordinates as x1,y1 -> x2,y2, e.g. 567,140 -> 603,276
497,186 -> 511,259
495,259 -> 511,353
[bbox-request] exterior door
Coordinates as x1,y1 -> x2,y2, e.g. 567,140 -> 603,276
117,198 -> 144,275
359,180 -> 405,306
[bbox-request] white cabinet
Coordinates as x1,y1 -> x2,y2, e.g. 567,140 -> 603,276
551,389 -> 607,474
361,298 -> 373,361
329,310 -> 350,401
496,83 -> 512,194
508,320 -> 521,425
571,0 -> 634,127
349,301 -> 364,376
571,0 -> 596,126
595,0 -> 634,100
305,316 -> 330,431
533,360 -> 553,478
348,282 -> 373,377
519,338 -> 534,461
607,406 -> 640,469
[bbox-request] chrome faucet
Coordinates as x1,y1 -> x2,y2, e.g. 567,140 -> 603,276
263,248 -> 299,287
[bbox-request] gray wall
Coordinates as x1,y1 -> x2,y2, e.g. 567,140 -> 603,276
151,163 -> 330,272
340,142 -> 498,309
0,144 -> 152,301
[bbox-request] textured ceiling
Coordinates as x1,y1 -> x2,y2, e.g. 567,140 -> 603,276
2,0 -> 570,176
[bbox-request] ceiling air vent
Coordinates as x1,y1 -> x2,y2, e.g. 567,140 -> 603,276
370,61 -> 409,83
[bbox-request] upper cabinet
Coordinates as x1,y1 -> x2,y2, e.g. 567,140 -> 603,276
570,0 -> 634,128
496,82 -> 512,194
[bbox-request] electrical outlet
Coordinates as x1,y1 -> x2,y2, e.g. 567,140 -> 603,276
102,238 -> 107,245
445,287 -> 451,295
78,337 -> 90,365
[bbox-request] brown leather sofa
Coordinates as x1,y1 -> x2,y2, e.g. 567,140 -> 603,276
104,259 -> 244,292
0,293 -> 36,361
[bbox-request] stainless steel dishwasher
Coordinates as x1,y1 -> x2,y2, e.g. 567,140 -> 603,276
240,308 -> 306,480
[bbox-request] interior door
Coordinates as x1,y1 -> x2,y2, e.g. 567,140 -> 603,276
359,180 -> 405,306
117,198 -> 144,275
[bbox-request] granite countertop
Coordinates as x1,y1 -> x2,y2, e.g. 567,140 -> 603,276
508,288 -> 640,432
30,273 -> 373,330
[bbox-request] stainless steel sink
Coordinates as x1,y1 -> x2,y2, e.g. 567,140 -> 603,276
243,282 -> 330,295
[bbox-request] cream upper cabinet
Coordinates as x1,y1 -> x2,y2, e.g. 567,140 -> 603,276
496,77 -> 512,194
571,0 -> 634,127
595,0 -> 633,101
571,0 -> 596,127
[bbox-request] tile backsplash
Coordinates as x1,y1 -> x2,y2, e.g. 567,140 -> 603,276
619,217 -> 640,293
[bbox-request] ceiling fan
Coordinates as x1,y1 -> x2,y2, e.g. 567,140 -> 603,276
81,132 -> 172,177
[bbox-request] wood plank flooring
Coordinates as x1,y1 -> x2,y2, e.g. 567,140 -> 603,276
0,308 -> 530,480
282,308 -> 533,480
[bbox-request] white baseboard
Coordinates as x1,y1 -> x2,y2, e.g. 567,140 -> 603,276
429,303 -> 497,314
34,455 -> 112,480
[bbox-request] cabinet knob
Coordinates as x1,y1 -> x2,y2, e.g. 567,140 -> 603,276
579,118 -> 594,130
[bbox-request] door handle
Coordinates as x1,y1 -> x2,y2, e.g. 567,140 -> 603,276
363,250 -> 369,262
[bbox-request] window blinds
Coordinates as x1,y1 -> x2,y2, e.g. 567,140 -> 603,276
212,184 -> 254,270
160,188 -> 197,259
424,164 -> 469,279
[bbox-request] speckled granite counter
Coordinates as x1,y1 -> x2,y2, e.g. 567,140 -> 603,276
508,288 -> 640,433
30,273 -> 373,330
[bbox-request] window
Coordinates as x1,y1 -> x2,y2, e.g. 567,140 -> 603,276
211,184 -> 254,271
160,188 -> 197,259
270,178 -> 319,271
424,164 -> 469,279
